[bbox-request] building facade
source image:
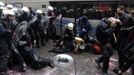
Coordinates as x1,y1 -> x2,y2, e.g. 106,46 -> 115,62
1,0 -> 134,19
1,0 -> 50,12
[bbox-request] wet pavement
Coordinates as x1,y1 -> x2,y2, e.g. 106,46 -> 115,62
8,40 -> 131,75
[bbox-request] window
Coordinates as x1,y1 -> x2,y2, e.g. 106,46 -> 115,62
13,2 -> 23,8
42,5 -> 46,8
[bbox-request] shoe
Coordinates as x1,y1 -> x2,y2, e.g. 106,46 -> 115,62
95,59 -> 101,68
113,68 -> 122,75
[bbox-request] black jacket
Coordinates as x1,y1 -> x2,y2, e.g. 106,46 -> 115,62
96,18 -> 114,45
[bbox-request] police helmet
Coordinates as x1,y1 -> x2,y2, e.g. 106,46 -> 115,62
67,23 -> 74,30
12,7 -> 18,13
0,1 -> 5,9
0,1 -> 5,6
36,10 -> 43,14
21,7 -> 30,13
47,6 -> 54,11
6,4 -> 13,9
2,9 -> 15,16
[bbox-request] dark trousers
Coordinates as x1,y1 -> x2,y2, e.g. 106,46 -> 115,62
28,29 -> 35,45
40,33 -> 45,45
132,64 -> 134,75
119,41 -> 134,73
0,46 -> 10,74
45,33 -> 56,43
117,33 -> 128,69
11,44 -> 26,71
0,55 -> 9,75
34,30 -> 39,46
97,44 -> 113,73
46,25 -> 56,43
118,36 -> 132,69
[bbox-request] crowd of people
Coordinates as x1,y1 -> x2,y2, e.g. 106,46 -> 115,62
0,1 -> 133,75
0,2 -> 55,75
95,6 -> 134,75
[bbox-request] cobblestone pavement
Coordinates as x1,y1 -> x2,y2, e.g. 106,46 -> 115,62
8,41 -> 131,75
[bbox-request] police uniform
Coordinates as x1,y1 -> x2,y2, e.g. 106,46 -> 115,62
55,23 -> 75,51
17,12 -> 35,45
32,15 -> 46,47
0,21 -> 11,75
46,17 -> 56,43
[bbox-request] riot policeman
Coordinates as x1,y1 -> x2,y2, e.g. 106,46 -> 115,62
45,6 -> 57,43
0,9 -> 11,75
55,23 -> 75,52
32,10 -> 46,48
17,7 -> 35,45
17,6 -> 32,23
2,9 -> 27,72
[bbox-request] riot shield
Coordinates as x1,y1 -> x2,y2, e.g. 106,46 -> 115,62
27,16 -> 37,28
12,21 -> 28,46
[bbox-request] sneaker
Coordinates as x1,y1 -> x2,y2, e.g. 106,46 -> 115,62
95,59 -> 101,68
